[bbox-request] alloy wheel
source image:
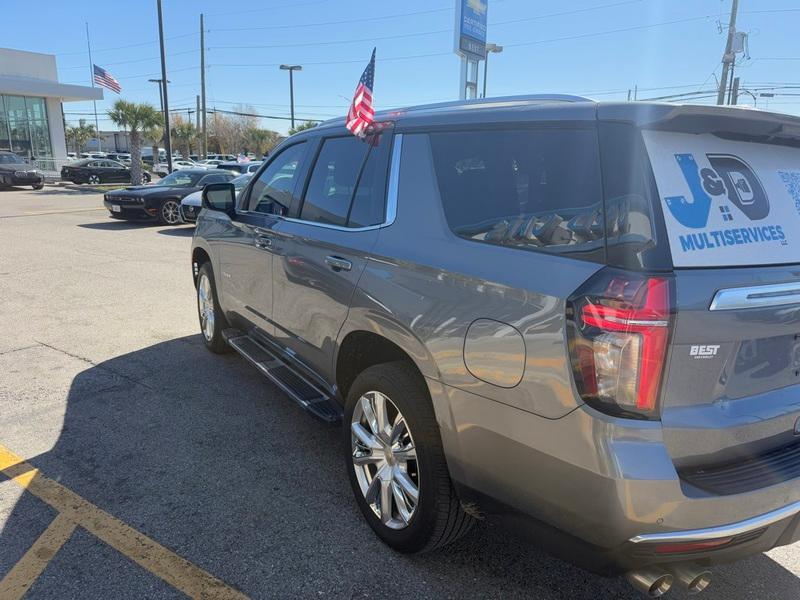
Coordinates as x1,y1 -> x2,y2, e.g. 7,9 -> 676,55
351,391 -> 419,530
161,200 -> 181,224
197,274 -> 215,341
88,174 -> 100,185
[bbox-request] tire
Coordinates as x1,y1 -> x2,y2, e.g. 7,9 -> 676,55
142,173 -> 152,183
196,262 -> 230,354
87,174 -> 101,185
32,183 -> 44,190
344,361 -> 474,553
158,199 -> 181,225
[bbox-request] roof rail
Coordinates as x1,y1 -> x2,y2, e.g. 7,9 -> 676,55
396,93 -> 594,114
315,93 -> 594,127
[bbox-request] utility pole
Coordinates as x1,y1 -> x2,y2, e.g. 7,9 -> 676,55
157,0 -> 172,173
731,77 -> 741,105
717,0 -> 740,105
196,95 -> 200,130
200,14 -> 207,160
85,22 -> 101,152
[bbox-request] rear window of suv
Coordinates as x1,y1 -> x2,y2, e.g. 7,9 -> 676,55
643,129 -> 800,267
428,128 -> 605,262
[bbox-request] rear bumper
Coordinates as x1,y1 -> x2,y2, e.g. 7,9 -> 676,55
428,380 -> 800,573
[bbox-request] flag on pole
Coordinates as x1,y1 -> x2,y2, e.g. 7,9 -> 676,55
345,48 -> 376,138
93,64 -> 122,94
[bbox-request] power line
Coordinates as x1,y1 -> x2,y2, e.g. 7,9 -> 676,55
210,0 -> 645,51
210,5 -> 453,33
56,31 -> 198,56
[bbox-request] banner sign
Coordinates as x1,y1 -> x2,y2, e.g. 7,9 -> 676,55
455,0 -> 488,58
643,130 -> 800,267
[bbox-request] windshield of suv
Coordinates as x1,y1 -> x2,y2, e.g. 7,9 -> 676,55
158,171 -> 203,187
0,153 -> 24,165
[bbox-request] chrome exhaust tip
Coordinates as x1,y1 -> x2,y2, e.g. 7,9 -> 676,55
626,568 -> 674,597
670,564 -> 712,595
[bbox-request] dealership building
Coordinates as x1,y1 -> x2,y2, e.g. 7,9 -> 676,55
0,47 -> 101,166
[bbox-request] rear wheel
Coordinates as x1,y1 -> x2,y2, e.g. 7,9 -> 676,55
87,174 -> 101,185
142,172 -> 152,183
158,199 -> 181,225
32,183 -> 44,190
196,262 -> 229,354
344,361 -> 474,553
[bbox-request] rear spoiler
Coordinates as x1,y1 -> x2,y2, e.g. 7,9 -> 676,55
598,103 -> 800,147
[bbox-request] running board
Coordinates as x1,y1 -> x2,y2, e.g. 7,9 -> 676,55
223,329 -> 342,423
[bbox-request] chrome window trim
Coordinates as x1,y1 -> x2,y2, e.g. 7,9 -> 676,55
278,133 -> 403,233
629,500 -> 800,544
709,281 -> 800,311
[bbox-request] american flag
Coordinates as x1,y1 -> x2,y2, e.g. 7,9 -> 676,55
345,48 -> 375,138
93,64 -> 121,94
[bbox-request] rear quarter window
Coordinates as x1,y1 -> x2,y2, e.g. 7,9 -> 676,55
643,130 -> 800,267
427,127 -> 605,262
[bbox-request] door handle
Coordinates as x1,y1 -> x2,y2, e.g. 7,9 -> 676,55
325,256 -> 352,272
254,235 -> 272,250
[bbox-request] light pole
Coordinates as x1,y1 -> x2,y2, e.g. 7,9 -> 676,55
280,64 -> 302,130
482,44 -> 503,99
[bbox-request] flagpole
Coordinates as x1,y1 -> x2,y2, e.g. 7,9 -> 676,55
85,22 -> 101,152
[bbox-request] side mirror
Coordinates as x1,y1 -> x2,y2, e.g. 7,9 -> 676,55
202,182 -> 236,215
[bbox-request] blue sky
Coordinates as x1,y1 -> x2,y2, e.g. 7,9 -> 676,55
3,0 -> 800,135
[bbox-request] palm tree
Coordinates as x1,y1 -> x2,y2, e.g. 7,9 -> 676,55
171,122 -> 196,162
65,120 -> 97,155
143,124 -> 164,171
107,100 -> 162,185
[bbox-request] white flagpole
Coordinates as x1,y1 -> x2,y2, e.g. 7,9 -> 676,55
85,22 -> 101,152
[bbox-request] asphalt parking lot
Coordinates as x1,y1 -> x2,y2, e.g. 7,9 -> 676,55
1,186 -> 799,599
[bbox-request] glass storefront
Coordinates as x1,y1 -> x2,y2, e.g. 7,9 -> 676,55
0,95 -> 52,160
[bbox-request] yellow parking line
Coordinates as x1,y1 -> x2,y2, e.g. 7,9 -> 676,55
0,444 -> 249,599
0,513 -> 77,600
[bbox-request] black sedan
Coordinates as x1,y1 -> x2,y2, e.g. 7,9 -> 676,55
61,159 -> 151,185
103,169 -> 237,225
0,151 -> 44,189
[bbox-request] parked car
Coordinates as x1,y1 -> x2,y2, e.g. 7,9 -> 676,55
191,95 -> 800,597
197,159 -> 224,167
216,161 -> 262,175
80,152 -> 107,159
106,152 -> 131,163
0,151 -> 44,189
104,168 -> 236,225
61,159 -> 151,185
180,172 -> 252,223
153,160 -> 198,177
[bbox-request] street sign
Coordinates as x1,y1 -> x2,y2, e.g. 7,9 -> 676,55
455,0 -> 488,59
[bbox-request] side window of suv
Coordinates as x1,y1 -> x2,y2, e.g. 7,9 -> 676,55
247,143 -> 306,215
300,135 -> 386,228
427,128 -> 604,262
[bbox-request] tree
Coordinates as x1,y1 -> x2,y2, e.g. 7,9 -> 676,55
171,119 -> 197,161
244,127 -> 280,157
107,100 -> 162,185
143,124 -> 163,169
288,121 -> 317,136
209,106 -> 259,154
65,120 -> 97,154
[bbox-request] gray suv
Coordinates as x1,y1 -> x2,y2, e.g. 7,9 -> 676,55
191,95 -> 800,597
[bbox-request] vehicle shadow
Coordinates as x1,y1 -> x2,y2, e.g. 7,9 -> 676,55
157,227 -> 194,237
78,221 -> 158,231
0,335 -> 797,599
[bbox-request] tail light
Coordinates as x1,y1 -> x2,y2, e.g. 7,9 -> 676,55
567,268 -> 673,419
